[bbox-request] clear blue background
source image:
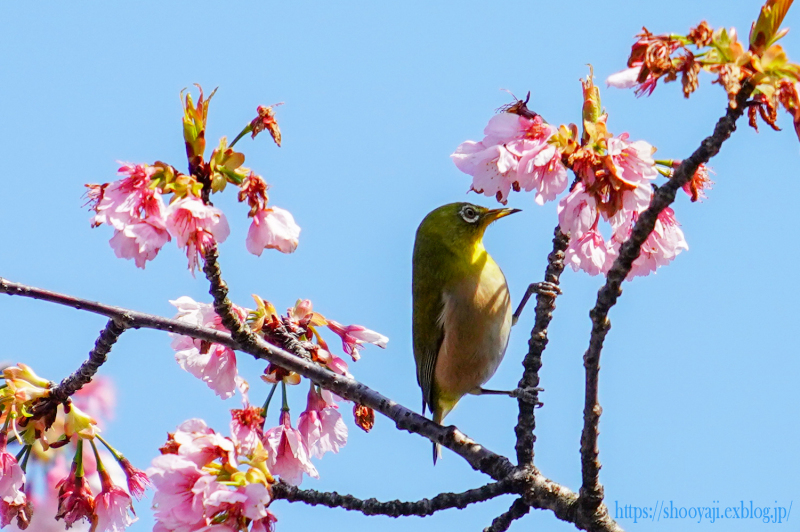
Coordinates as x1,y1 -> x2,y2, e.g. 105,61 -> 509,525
1,1 -> 798,531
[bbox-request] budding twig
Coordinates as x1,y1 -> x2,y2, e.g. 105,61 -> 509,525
515,226 -> 569,466
29,318 -> 128,419
577,81 -> 755,521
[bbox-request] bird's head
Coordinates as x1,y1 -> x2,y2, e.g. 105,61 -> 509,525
417,202 -> 520,250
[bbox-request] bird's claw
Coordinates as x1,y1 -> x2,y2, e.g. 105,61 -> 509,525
512,281 -> 563,325
475,387 -> 543,406
510,386 -> 544,407
531,281 -> 562,298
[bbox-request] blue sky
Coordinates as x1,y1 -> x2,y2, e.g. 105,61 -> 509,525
1,1 -> 799,531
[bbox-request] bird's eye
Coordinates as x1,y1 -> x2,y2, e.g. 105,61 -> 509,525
460,205 -> 480,224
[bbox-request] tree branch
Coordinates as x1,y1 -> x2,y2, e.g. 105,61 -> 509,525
29,318 -> 128,419
0,277 -> 629,530
483,497 -> 530,532
515,226 -> 569,465
0,275 -> 513,480
272,478 -> 517,517
577,82 -> 755,521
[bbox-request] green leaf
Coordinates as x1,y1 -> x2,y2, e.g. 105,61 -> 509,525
750,0 -> 795,52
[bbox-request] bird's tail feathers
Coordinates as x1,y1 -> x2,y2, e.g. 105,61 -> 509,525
432,409 -> 445,465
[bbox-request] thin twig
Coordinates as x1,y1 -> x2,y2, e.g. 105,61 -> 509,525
515,226 -> 569,466
577,82 -> 755,521
29,318 -> 128,419
483,498 -> 530,532
272,478 -> 517,517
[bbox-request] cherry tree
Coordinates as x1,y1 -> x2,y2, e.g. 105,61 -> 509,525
1,1 -> 798,531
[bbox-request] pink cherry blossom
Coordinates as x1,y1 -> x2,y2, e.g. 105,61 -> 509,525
238,483 -> 272,522
46,454 -> 71,492
6,490 -> 70,532
90,164 -> 160,229
606,67 -> 641,89
55,462 -> 95,529
191,476 -> 247,521
326,321 -> 388,361
150,418 -> 275,532
172,419 -> 237,468
148,454 -> 207,531
170,297 -> 248,399
610,207 -> 688,279
196,480 -> 272,529
93,469 -> 137,531
452,141 -> 515,204
0,498 -> 31,531
557,182 -> 598,237
170,296 -> 246,332
565,228 -> 610,276
0,434 -> 29,531
451,113 -> 526,203
108,221 -> 171,269
263,410 -> 318,486
0,434 -> 25,508
606,134 -> 657,196
230,406 -> 264,457
88,163 -> 171,268
165,196 -> 230,272
116,457 -> 150,501
250,512 -> 278,532
246,206 -> 301,256
680,162 -> 714,202
621,181 -> 654,215
606,29 -> 684,97
297,386 -> 348,459
174,343 -> 241,400
517,141 -> 568,205
452,113 -> 560,205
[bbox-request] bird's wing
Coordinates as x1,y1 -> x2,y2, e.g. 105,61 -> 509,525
413,292 -> 445,417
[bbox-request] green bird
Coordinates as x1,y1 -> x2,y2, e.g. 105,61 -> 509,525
412,202 -> 519,463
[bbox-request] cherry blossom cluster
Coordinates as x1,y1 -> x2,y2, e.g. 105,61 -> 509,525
452,102 -> 567,206
0,368 -> 148,531
452,74 -> 696,278
168,296 -> 387,398
86,87 -> 300,272
607,0 -> 800,139
149,418 -> 277,532
167,296 -> 386,489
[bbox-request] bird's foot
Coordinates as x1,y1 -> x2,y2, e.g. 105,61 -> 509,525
532,281 -> 562,298
510,386 -> 544,407
475,386 -> 543,407
512,282 -> 563,325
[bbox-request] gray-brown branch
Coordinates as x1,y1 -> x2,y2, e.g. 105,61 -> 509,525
515,226 -> 569,465
0,276 -> 621,530
0,275 -> 511,480
272,478 -> 517,517
483,497 -> 530,532
29,318 -> 128,419
577,82 -> 755,524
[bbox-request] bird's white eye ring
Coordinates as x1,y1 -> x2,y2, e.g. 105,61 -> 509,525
460,205 -> 480,224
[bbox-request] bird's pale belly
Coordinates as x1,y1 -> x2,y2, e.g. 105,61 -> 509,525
434,267 -> 512,410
